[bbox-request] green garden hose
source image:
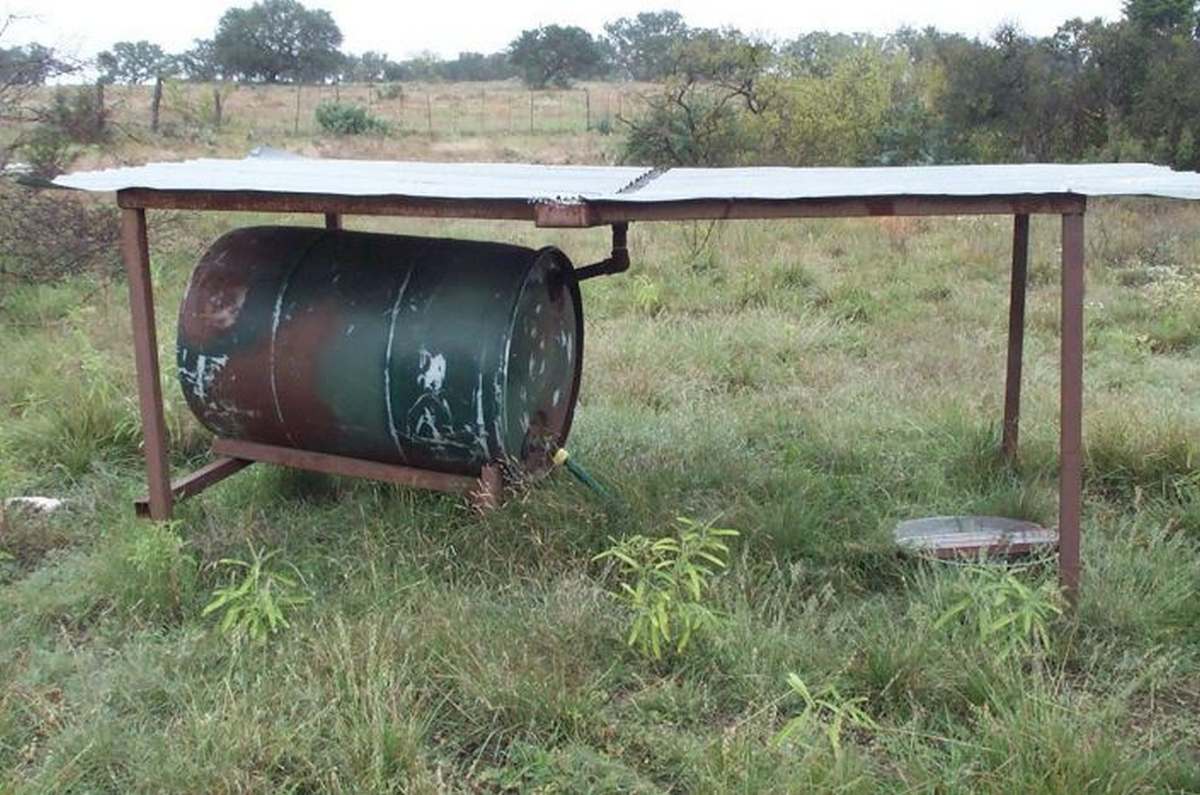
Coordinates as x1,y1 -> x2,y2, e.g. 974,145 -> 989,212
552,448 -> 612,500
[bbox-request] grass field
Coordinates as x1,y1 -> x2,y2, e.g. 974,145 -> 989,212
2,114 -> 1200,792
32,81 -> 644,172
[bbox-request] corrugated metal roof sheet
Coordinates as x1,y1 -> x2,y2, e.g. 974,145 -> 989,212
55,158 -> 650,201
53,156 -> 1200,202
623,163 -> 1200,202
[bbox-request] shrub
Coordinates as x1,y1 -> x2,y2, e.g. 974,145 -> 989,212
931,563 -> 1063,663
622,85 -> 753,167
40,86 -> 109,144
775,674 -> 878,761
95,521 -> 198,622
594,516 -> 738,660
203,544 -> 310,646
315,101 -> 388,135
19,125 -> 75,178
375,82 -> 403,100
0,184 -> 120,286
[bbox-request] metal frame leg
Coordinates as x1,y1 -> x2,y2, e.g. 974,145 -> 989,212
1060,212 -> 1085,601
470,463 -> 504,511
120,208 -> 173,520
1002,213 -> 1029,461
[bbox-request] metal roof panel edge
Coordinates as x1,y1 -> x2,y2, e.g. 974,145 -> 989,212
53,158 -> 651,202
611,163 -> 1200,202
52,159 -> 1200,203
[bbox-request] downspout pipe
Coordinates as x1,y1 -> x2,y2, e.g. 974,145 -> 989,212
574,223 -> 630,281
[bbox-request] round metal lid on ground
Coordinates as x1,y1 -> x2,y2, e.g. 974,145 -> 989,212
894,515 -> 1058,560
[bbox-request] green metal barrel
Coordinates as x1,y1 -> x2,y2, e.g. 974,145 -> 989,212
177,226 -> 583,476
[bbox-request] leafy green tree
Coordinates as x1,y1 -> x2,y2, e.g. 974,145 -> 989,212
667,28 -> 776,112
360,51 -> 390,81
622,30 -> 776,166
1123,0 -> 1198,34
213,0 -> 343,82
382,51 -> 441,81
604,11 -> 689,80
0,19 -> 76,169
96,40 -> 171,84
755,48 -> 902,165
177,39 -> 222,81
781,31 -> 892,78
0,43 -> 66,87
507,25 -> 608,88
441,51 -> 515,81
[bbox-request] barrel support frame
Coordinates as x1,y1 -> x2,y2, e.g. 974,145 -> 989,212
117,189 -> 1085,601
121,206 -> 516,515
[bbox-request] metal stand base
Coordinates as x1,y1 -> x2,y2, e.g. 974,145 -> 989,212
134,439 -> 506,515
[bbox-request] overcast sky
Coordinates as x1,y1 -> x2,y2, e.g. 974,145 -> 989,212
9,0 -> 1127,60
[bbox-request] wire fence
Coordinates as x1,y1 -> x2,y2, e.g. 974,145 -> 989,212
95,82 -> 653,138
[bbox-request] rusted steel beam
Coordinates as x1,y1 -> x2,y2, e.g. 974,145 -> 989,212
1060,212 -> 1085,603
117,189 -> 537,221
564,194 -> 1088,227
114,189 -> 1086,226
1002,214 -> 1030,461
212,438 -> 478,493
534,202 -> 597,227
134,456 -> 252,516
120,208 -> 173,521
324,212 -> 342,230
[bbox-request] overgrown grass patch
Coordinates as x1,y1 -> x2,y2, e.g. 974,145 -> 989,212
1,194 -> 1199,789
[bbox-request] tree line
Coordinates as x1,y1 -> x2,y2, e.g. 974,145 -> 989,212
1,0 -> 1199,171
620,0 -> 1200,171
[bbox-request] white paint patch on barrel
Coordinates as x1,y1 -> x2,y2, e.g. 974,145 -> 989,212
204,286 -> 247,330
417,349 -> 446,391
179,351 -> 228,401
473,373 -> 489,456
384,268 -> 415,462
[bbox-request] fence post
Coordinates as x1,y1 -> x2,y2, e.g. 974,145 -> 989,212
150,75 -> 163,133
293,83 -> 301,134
426,93 -> 433,135
584,88 -> 590,131
95,81 -> 105,136
480,90 -> 486,134
529,91 -> 534,134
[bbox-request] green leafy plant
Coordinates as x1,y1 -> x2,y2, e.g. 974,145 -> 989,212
120,520 -> 197,618
20,125 -> 76,178
41,86 -> 110,144
315,101 -> 389,135
594,516 -> 738,660
630,274 -> 663,317
203,544 -> 310,645
932,564 -> 1064,661
774,674 -> 877,761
